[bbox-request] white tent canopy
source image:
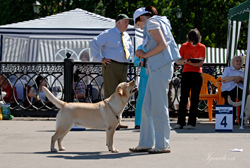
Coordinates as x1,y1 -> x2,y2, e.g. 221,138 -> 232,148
0,8 -> 142,62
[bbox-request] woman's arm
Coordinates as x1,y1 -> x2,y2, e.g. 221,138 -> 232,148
175,57 -> 205,66
175,58 -> 187,65
74,93 -> 85,99
186,58 -> 205,67
28,88 -> 42,101
28,88 -> 36,98
136,29 -> 167,59
222,76 -> 244,83
74,83 -> 85,99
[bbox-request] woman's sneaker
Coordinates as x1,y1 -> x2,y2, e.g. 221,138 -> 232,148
173,124 -> 183,129
187,125 -> 195,129
129,146 -> 152,152
148,146 -> 171,154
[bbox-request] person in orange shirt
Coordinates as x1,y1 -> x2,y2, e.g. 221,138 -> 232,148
174,28 -> 206,129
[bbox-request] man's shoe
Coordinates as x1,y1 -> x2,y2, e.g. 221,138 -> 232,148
119,124 -> 128,129
116,125 -> 120,130
129,146 -> 152,152
134,125 -> 140,129
173,124 -> 183,129
148,146 -> 171,154
233,121 -> 238,125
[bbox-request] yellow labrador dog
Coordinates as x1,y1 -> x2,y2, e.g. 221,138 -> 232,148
42,80 -> 137,153
228,95 -> 250,126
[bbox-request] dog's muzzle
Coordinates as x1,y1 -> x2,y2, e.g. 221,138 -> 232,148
130,86 -> 138,93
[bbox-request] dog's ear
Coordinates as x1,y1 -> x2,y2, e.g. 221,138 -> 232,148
117,86 -> 123,96
117,86 -> 127,97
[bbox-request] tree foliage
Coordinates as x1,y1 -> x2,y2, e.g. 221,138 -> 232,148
0,0 -> 247,49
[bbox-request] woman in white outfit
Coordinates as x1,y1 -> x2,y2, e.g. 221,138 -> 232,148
129,6 -> 180,154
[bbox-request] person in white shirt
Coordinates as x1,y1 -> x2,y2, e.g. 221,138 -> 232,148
221,55 -> 244,124
90,14 -> 133,129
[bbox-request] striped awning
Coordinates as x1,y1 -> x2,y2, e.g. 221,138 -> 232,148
2,35 -> 138,62
0,8 -> 142,62
229,0 -> 250,22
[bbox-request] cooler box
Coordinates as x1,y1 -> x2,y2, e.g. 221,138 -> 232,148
1,104 -> 11,120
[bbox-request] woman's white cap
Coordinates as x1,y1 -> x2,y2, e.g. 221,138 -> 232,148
133,7 -> 150,28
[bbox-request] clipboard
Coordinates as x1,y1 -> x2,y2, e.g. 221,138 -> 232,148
187,58 -> 202,63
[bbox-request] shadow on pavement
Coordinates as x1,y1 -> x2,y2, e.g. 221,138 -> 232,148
34,151 -> 149,160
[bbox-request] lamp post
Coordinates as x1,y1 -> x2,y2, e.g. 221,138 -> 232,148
33,1 -> 41,18
175,8 -> 182,44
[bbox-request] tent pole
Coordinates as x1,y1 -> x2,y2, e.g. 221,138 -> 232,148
0,35 -> 2,61
239,11 -> 250,129
226,19 -> 232,66
236,22 -> 242,49
230,21 -> 236,63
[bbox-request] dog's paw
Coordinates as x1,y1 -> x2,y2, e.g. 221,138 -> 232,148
107,145 -> 112,151
111,149 -> 119,153
51,148 -> 58,153
59,147 -> 66,151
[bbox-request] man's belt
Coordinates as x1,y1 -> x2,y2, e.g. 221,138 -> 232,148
111,59 -> 129,65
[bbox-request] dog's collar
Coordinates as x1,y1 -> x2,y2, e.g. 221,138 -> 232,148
104,100 -> 120,120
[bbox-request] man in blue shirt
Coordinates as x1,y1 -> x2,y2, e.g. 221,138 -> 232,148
90,14 -> 133,129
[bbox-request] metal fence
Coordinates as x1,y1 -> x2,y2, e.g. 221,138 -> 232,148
0,59 -> 226,118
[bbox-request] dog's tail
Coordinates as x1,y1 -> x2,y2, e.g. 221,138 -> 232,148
42,86 -> 66,109
227,95 -> 242,107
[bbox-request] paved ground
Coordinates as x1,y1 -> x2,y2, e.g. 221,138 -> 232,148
0,117 -> 250,168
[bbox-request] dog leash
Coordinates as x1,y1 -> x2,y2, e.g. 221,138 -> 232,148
139,51 -> 142,65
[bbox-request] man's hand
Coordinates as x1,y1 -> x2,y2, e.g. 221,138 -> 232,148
36,95 -> 41,101
101,58 -> 111,66
234,76 -> 243,84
